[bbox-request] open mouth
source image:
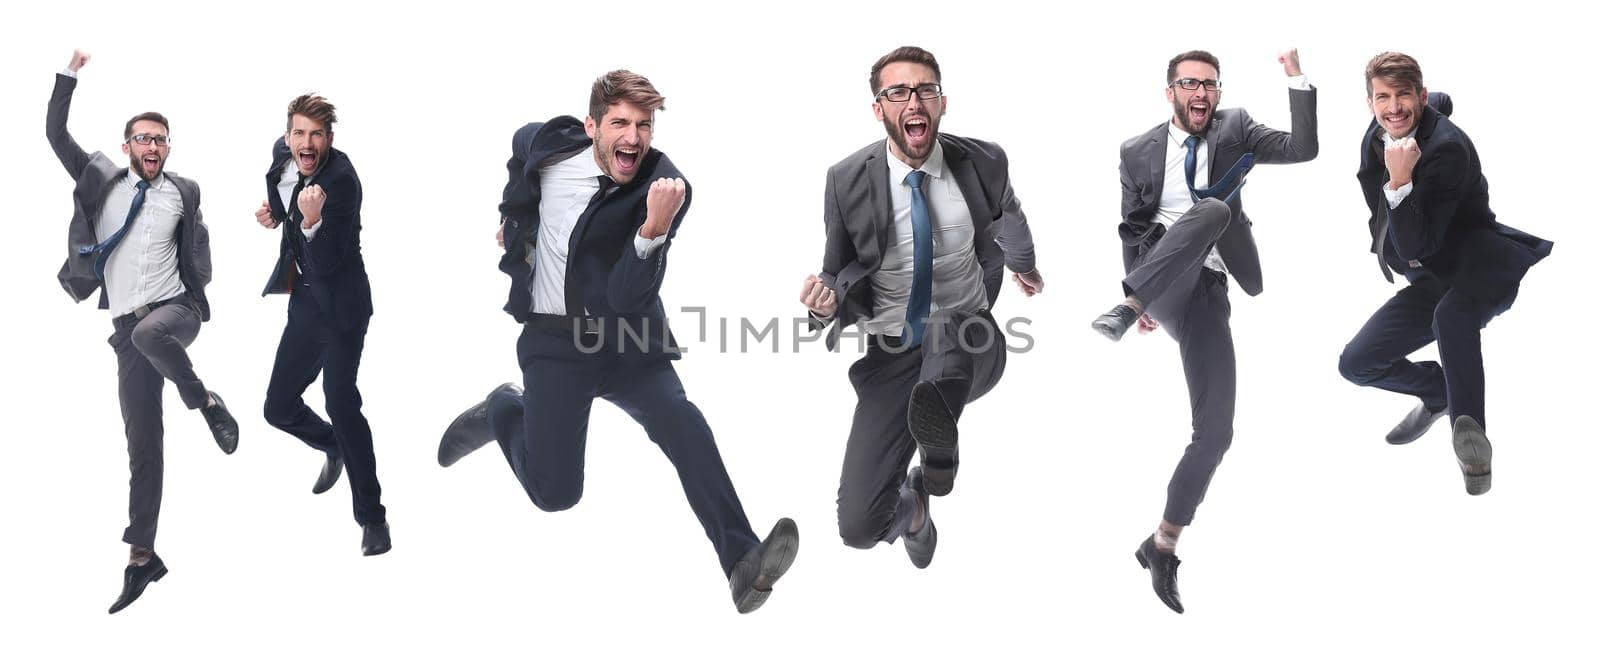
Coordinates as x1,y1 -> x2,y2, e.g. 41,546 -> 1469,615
614,146 -> 640,175
297,149 -> 318,172
1187,102 -> 1211,127
905,116 -> 930,143
1383,113 -> 1411,130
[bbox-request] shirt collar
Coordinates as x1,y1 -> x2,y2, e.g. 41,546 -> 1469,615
885,139 -> 946,184
124,170 -> 168,190
1167,121 -> 1203,148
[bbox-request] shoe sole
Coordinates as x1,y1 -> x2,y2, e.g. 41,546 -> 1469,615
736,519 -> 800,614
1091,319 -> 1128,342
1453,420 -> 1493,496
438,384 -> 520,467
908,382 -> 959,497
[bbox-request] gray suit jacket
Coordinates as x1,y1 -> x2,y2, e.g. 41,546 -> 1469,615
46,73 -> 212,320
815,134 -> 1036,348
1117,86 -> 1318,296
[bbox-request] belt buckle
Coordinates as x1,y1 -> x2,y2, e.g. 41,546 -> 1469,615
581,317 -> 601,336
133,303 -> 155,320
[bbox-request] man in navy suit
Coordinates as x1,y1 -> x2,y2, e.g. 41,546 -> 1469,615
437,70 -> 798,614
1338,52 -> 1552,496
254,93 -> 389,556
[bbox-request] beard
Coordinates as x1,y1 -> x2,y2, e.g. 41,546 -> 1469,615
128,152 -> 164,182
1171,96 -> 1211,135
882,113 -> 939,163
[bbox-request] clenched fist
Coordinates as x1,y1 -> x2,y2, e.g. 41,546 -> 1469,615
799,274 -> 837,318
1384,137 -> 1422,188
1278,48 -> 1302,77
298,184 -> 326,228
255,200 -> 278,228
68,49 -> 90,72
640,177 -> 685,240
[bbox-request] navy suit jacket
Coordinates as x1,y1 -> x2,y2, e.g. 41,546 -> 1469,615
498,116 -> 690,359
1356,93 -> 1552,302
261,138 -> 373,330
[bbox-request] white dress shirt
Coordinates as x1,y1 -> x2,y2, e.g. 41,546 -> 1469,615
865,141 -> 987,335
530,146 -> 667,315
97,171 -> 186,316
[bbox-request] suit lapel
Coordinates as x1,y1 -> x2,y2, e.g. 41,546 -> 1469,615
866,147 -> 893,259
945,141 -> 991,236
1144,125 -> 1166,201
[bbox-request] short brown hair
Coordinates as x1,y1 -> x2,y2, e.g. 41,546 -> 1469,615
286,93 -> 338,131
1365,51 -> 1424,96
588,70 -> 666,123
123,112 -> 169,139
1167,50 -> 1220,84
869,46 -> 942,95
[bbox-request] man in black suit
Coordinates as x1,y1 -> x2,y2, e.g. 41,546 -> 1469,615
254,93 -> 388,556
47,49 -> 240,614
1090,49 -> 1317,613
800,46 -> 1044,571
437,70 -> 798,614
1338,52 -> 1552,495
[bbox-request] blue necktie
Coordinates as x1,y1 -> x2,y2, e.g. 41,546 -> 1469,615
903,170 -> 933,348
1183,135 -> 1254,204
80,179 -> 151,283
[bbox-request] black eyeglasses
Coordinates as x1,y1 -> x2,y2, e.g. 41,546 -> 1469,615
126,133 -> 171,146
1170,78 -> 1221,92
876,83 -> 943,103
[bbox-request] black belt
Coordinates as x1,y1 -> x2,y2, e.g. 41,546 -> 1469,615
114,295 -> 185,325
869,333 -> 907,350
527,313 -> 602,336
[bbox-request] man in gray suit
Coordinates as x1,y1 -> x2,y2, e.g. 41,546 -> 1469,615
1090,49 -> 1316,613
800,46 -> 1043,570
47,49 -> 240,614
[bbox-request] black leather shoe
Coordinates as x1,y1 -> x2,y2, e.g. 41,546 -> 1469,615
1452,416 -> 1492,496
902,467 -> 937,569
312,453 -> 343,494
1133,535 -> 1184,614
439,383 -> 521,467
1091,304 -> 1142,342
362,522 -> 392,556
729,518 -> 800,614
108,554 -> 168,614
908,381 -> 959,497
200,392 -> 239,455
1386,402 -> 1448,445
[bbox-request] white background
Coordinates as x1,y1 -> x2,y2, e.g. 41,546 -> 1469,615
2,0 -> 1592,657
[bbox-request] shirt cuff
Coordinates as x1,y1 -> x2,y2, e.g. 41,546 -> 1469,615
1384,181 -> 1413,208
303,221 -> 323,241
1287,75 -> 1310,90
633,232 -> 667,259
61,68 -> 78,79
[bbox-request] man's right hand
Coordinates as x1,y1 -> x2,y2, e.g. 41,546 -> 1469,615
255,200 -> 278,228
68,49 -> 90,72
1137,313 -> 1160,335
800,274 -> 837,318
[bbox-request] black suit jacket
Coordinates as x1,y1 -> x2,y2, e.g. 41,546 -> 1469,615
815,134 -> 1037,349
261,138 -> 373,330
1356,93 -> 1552,302
47,73 -> 213,320
1118,86 -> 1319,296
497,116 -> 690,358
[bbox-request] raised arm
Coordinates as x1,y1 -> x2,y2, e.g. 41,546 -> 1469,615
46,49 -> 93,177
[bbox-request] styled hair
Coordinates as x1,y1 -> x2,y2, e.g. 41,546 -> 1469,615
286,93 -> 338,131
1365,51 -> 1425,96
588,70 -> 666,123
1166,50 -> 1221,83
869,46 -> 942,95
123,112 -> 169,140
